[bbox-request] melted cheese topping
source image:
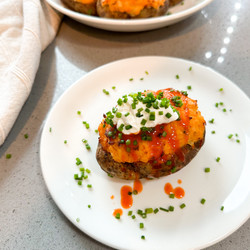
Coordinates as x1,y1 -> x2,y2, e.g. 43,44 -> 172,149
101,0 -> 166,16
75,0 -> 96,4
98,88 -> 206,163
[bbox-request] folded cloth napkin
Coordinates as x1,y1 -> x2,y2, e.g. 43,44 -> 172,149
0,0 -> 62,146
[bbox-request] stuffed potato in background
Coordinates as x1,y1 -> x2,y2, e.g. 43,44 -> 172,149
61,0 -> 97,15
97,0 -> 169,19
96,88 -> 206,180
61,0 -> 184,18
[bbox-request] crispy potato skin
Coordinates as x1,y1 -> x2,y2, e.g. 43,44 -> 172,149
169,0 -> 182,6
96,136 -> 205,180
62,0 -> 97,15
96,0 -> 169,19
96,88 -> 206,180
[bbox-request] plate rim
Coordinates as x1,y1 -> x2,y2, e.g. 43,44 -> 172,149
46,0 -> 214,30
40,56 -> 250,250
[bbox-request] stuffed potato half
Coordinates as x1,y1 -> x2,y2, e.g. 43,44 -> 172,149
96,88 -> 206,180
96,0 -> 169,19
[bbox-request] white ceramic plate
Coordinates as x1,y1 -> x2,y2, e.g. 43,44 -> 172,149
46,0 -> 214,32
40,56 -> 250,250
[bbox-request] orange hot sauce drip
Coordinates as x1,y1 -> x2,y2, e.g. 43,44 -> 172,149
113,208 -> 123,217
120,185 -> 133,209
133,179 -> 143,194
164,182 -> 185,199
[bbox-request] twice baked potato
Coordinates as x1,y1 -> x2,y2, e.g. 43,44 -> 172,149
96,88 -> 206,180
96,0 -> 169,19
61,0 -> 97,15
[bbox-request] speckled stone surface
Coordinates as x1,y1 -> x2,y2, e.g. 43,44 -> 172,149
1,0 -> 250,249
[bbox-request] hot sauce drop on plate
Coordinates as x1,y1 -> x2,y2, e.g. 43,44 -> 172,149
164,182 -> 185,199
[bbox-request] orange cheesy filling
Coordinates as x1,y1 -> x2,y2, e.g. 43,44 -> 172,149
98,88 -> 206,164
101,0 -> 166,16
75,0 -> 96,4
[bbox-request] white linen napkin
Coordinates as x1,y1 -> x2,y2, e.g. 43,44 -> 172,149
0,0 -> 62,146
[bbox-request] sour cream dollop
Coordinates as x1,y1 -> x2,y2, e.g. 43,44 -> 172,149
112,93 -> 179,135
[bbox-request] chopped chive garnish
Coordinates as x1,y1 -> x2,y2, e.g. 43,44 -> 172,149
137,209 -> 143,215
82,121 -> 90,129
169,193 -> 175,199
187,85 -> 192,90
222,108 -> 227,112
86,168 -> 91,174
6,154 -> 12,159
117,98 -> 123,106
200,198 -> 206,204
141,119 -> 147,125
78,180 -> 82,186
166,160 -> 172,165
128,211 -> 133,216
145,208 -> 153,214
228,134 -> 233,139
141,235 -> 145,240
145,71 -> 149,75
126,147 -> 131,152
117,124 -> 124,132
168,206 -> 174,212
158,111 -> 163,115
115,213 -> 120,219
165,112 -> 172,118
24,133 -> 29,139
87,184 -> 92,188
220,206 -> 224,211
133,190 -> 138,195
171,166 -> 176,173
133,140 -> 138,146
204,167 -> 210,173
95,129 -> 98,133
125,112 -> 130,117
181,91 -> 188,96
180,203 -> 186,209
76,218 -> 80,222
211,130 -> 215,134
149,112 -> 155,121
112,86 -> 116,90
102,89 -> 109,95
49,127 -> 52,132
140,78 -> 144,81
219,88 -> 224,92
64,140 -> 67,144
176,74 -> 180,79
209,118 -> 214,124
215,103 -> 219,107
139,223 -> 144,229
162,131 -> 167,137
159,207 -> 169,212
129,78 -> 134,81
88,204 -> 91,208
154,208 -> 159,214
116,112 -> 122,118
216,157 -> 221,162
189,66 -> 192,71
236,139 -> 240,143
125,125 -> 132,130
132,215 -> 136,219
77,111 -> 81,115
76,158 -> 82,165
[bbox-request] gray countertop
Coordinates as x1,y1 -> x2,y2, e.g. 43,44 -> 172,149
1,0 -> 250,249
